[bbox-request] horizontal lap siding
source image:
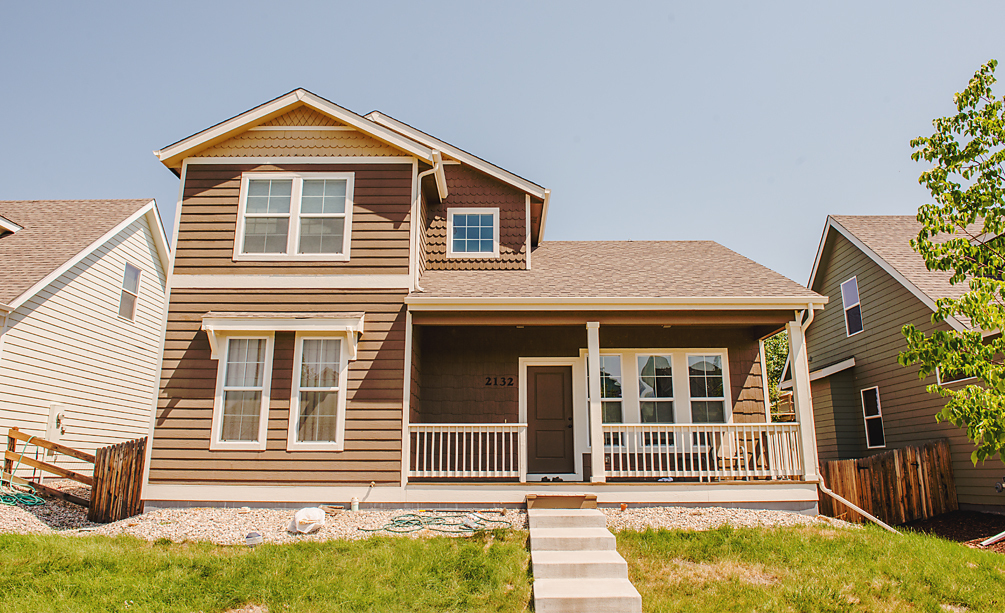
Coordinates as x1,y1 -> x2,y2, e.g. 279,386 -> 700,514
425,165 -> 527,270
808,232 -> 1003,509
149,289 -> 406,486
175,164 -> 413,275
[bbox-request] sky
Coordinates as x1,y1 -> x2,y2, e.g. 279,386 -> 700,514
2,1 -> 1004,284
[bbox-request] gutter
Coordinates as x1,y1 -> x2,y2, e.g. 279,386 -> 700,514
0,302 -> 11,313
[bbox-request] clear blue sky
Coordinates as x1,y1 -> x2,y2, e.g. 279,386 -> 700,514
2,1 -> 1003,284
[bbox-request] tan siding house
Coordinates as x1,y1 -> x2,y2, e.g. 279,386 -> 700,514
796,215 -> 1004,512
143,89 -> 828,510
0,200 -> 170,476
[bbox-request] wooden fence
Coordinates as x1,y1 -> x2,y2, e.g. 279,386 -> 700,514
3,427 -> 147,523
819,438 -> 958,525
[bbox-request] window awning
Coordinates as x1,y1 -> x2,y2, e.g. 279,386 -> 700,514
201,312 -> 365,360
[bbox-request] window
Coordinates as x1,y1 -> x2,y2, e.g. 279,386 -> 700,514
841,277 -> 864,336
287,335 -> 349,451
446,208 -> 500,258
638,354 -> 674,423
587,354 -> 624,445
936,366 -> 976,385
118,263 -> 141,320
861,386 -> 885,448
688,355 -> 726,423
236,173 -> 353,261
212,336 -> 274,450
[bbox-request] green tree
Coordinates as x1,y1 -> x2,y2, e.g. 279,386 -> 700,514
899,59 -> 1005,464
764,331 -> 789,407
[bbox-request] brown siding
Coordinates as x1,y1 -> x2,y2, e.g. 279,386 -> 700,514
175,164 -> 413,275
149,288 -> 406,486
807,231 -> 1003,509
417,325 -> 767,424
425,165 -> 527,270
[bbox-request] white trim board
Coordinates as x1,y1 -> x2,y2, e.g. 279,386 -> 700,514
807,216 -> 967,333
184,156 -> 417,165
171,274 -> 411,289
779,356 -> 855,390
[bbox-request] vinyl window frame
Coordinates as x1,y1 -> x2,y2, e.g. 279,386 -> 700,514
117,262 -> 142,321
936,366 -> 977,386
210,333 -> 275,451
233,171 -> 354,262
446,207 -> 501,259
686,352 -> 730,424
861,386 -> 886,449
286,332 -> 350,452
841,276 -> 864,337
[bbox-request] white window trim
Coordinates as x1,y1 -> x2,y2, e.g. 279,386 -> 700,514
446,207 -> 501,259
936,366 -> 978,386
685,352 -> 732,424
287,332 -> 350,452
118,262 -> 142,321
233,171 -> 355,262
210,333 -> 275,451
841,276 -> 863,337
861,385 -> 886,449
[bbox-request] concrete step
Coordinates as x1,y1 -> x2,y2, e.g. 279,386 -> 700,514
531,550 -> 629,579
528,508 -> 607,530
529,527 -> 617,551
532,578 -> 642,613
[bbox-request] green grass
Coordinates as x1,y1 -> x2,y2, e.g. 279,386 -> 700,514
618,524 -> 1005,613
0,530 -> 531,613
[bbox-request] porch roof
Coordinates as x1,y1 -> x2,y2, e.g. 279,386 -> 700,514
410,241 -> 825,309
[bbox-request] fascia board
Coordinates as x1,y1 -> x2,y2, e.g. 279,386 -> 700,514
405,296 -> 828,311
7,202 -> 158,312
155,90 -> 434,168
0,302 -> 11,313
779,356 -> 856,390
144,201 -> 172,271
366,111 -> 547,200
821,217 -> 968,333
0,216 -> 22,234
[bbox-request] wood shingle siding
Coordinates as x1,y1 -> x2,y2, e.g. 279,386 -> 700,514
149,289 -> 406,485
808,231 -> 1004,509
0,217 -> 167,476
425,165 -> 527,270
174,164 -> 413,275
192,130 -> 404,158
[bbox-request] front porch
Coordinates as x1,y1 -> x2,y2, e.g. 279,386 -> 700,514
403,315 -> 818,487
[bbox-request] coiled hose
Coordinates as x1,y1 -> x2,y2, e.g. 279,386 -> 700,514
1,436 -> 45,507
358,511 -> 511,534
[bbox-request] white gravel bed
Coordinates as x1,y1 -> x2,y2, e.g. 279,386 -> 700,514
603,505 -> 854,532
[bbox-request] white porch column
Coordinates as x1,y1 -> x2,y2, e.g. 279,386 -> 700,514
786,318 -> 819,481
587,321 -> 605,483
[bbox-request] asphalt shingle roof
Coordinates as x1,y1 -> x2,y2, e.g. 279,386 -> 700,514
416,241 -> 822,300
0,199 -> 152,306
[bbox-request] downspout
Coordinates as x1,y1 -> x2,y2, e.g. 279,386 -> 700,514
411,150 -> 447,293
796,303 -> 900,535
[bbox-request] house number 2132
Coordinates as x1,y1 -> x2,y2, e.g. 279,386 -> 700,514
485,377 -> 514,387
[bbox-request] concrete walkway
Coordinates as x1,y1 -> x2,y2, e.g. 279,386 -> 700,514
529,508 -> 642,612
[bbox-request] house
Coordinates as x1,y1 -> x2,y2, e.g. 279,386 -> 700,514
142,89 -> 828,511
790,215 -> 1004,514
0,199 -> 170,476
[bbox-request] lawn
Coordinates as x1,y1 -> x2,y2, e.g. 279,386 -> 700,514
0,530 -> 531,613
619,524 -> 1005,613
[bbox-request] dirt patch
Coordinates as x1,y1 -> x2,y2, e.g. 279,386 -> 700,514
655,559 -> 782,586
905,510 -> 1005,554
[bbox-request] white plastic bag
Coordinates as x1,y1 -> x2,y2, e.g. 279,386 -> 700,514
287,507 -> 326,534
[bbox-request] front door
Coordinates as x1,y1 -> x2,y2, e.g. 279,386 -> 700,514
527,365 -> 575,474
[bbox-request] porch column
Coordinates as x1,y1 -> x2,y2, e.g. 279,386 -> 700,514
786,318 -> 819,481
587,321 -> 606,483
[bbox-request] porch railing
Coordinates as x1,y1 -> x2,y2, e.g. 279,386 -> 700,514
602,423 -> 803,480
409,424 -> 527,482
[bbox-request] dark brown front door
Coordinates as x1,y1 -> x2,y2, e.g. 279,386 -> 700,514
527,365 -> 574,474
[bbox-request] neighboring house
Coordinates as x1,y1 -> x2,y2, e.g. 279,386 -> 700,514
788,215 -> 1004,513
143,89 -> 828,511
0,199 -> 170,476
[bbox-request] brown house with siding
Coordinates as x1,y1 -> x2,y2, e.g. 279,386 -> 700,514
141,89 -> 828,511
790,215 -> 1004,513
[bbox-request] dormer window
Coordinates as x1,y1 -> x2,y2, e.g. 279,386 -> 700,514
235,172 -> 354,261
447,208 -> 500,258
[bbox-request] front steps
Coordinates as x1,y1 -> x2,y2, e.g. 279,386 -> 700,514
529,506 -> 642,613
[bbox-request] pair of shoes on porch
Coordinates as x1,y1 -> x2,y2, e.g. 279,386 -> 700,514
540,476 -> 564,483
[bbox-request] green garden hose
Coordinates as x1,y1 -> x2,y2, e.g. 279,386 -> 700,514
0,436 -> 45,507
358,511 -> 511,534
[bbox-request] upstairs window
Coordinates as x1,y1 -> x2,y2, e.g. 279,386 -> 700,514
861,386 -> 886,448
235,173 -> 353,261
841,276 -> 864,336
118,263 -> 141,320
446,208 -> 500,258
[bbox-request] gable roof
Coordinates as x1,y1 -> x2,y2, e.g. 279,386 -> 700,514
0,199 -> 170,310
409,241 -> 826,309
154,89 -> 436,169
808,215 -> 970,332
